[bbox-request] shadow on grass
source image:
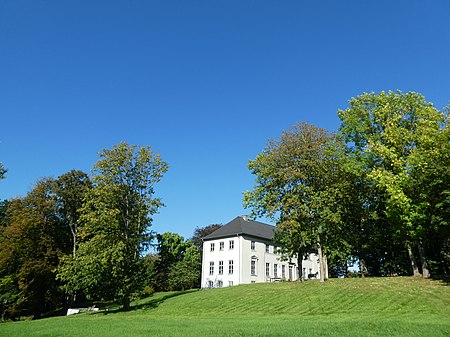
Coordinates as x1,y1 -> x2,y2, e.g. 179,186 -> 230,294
132,290 -> 198,311
431,274 -> 450,285
101,289 -> 199,314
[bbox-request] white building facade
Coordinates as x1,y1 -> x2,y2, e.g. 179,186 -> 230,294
201,216 -> 320,288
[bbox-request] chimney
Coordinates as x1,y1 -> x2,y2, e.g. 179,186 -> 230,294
242,215 -> 249,221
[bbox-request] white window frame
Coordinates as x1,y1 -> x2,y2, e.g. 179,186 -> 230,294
219,261 -> 223,274
251,259 -> 257,276
229,240 -> 234,250
229,260 -> 234,274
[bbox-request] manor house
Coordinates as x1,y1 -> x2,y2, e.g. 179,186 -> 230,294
201,216 -> 320,288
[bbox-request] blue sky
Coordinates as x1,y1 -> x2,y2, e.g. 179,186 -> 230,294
1,1 -> 449,239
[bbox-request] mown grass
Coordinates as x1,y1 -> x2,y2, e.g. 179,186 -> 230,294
1,277 -> 449,336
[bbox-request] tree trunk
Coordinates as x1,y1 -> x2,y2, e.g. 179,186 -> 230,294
123,296 -> 131,311
406,241 -> 421,277
360,258 -> 367,278
69,222 -> 77,258
297,252 -> 304,282
68,292 -> 77,306
324,253 -> 329,280
417,241 -> 430,279
317,238 -> 325,283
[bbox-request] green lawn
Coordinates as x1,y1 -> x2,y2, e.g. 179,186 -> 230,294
1,277 -> 449,336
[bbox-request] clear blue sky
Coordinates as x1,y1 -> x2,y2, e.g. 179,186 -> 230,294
1,1 -> 449,239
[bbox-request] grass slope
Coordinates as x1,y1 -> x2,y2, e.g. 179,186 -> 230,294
1,277 -> 449,337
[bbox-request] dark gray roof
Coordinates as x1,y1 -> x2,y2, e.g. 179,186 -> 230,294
203,216 -> 275,241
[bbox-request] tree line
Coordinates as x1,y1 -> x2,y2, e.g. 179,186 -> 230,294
0,142 -> 220,320
244,91 -> 450,281
0,90 -> 449,319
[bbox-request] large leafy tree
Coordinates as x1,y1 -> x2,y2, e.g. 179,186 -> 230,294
154,232 -> 189,291
338,91 -> 450,278
58,142 -> 168,310
244,122 -> 350,282
0,179 -> 65,318
53,170 -> 91,305
54,170 -> 92,258
167,243 -> 201,290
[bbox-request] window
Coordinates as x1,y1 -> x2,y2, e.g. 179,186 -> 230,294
303,268 -> 306,279
208,280 -> 213,288
251,241 -> 256,251
266,263 -> 270,277
228,281 -> 233,287
229,260 -> 234,274
209,261 -> 214,275
210,243 -> 215,252
309,268 -> 312,275
219,241 -> 224,251
274,264 -> 278,277
251,281 -> 256,284
229,240 -> 234,250
265,244 -> 270,253
217,280 -> 223,288
251,260 -> 256,275
219,261 -> 223,274
282,265 -> 286,279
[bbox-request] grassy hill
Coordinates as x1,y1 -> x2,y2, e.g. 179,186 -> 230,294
1,277 -> 449,337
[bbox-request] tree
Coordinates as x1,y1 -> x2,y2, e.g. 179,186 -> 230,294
0,179 -> 66,318
54,170 -> 92,258
154,232 -> 189,291
191,224 -> 222,253
53,170 -> 91,305
338,91 -> 450,278
58,142 -> 168,310
167,243 -> 201,290
244,122 -> 350,282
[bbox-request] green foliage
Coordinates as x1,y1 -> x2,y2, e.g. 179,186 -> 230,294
167,244 -> 201,290
0,179 -> 66,319
57,142 -> 168,309
54,170 -> 92,258
153,233 -> 202,291
245,92 -> 449,278
338,91 -> 450,276
139,285 -> 155,298
154,232 -> 191,291
244,122 -> 352,280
